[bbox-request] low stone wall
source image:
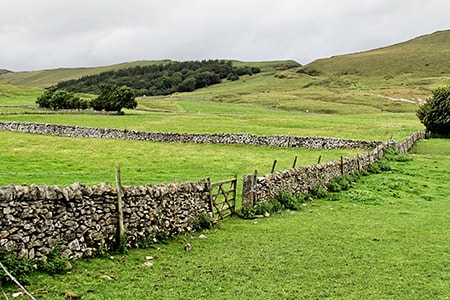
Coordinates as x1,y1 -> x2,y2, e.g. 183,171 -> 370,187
0,180 -> 211,260
0,121 -> 381,149
242,131 -> 425,206
0,120 -> 424,261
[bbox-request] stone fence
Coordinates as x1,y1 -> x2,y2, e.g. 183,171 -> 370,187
0,180 -> 211,260
0,121 -> 381,149
242,131 -> 425,207
0,120 -> 424,261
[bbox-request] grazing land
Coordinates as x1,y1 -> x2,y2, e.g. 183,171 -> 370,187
8,138 -> 450,299
1,30 -> 449,299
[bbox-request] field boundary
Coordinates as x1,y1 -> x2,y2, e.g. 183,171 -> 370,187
242,131 -> 424,206
0,121 -> 381,149
0,121 -> 424,261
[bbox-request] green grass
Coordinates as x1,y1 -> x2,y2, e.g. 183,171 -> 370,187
0,130 -> 361,188
5,138 -> 448,299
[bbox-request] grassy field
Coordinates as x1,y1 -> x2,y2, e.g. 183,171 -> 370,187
0,130 -> 362,188
6,138 -> 448,299
1,32 -> 449,299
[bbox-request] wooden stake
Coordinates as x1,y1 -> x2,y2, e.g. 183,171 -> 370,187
116,165 -> 124,240
271,160 -> 277,173
292,156 -> 298,168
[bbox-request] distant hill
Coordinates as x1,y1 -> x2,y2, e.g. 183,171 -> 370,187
0,60 -> 300,88
303,30 -> 450,77
0,60 -> 172,88
0,69 -> 12,76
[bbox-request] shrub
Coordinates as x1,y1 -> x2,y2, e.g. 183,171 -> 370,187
37,245 -> 71,275
416,85 -> 450,136
309,185 -> 328,199
194,213 -> 212,230
327,175 -> 352,192
273,190 -> 304,210
384,148 -> 412,162
0,250 -> 34,284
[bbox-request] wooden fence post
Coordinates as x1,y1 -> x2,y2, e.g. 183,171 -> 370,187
206,177 -> 214,219
340,156 -> 344,175
317,155 -> 322,164
292,156 -> 298,169
271,160 -> 277,173
115,166 -> 125,241
252,170 -> 258,206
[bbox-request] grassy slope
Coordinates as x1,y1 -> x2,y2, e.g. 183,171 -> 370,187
304,30 -> 450,77
12,138 -> 450,299
0,60 -> 301,89
0,60 -> 173,88
303,30 -> 450,101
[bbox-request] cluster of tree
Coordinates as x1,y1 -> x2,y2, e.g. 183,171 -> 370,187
36,84 -> 137,114
56,60 -> 261,96
36,87 -> 89,110
416,85 -> 450,136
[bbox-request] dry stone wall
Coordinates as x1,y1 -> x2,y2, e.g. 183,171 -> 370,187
242,131 -> 425,206
0,180 -> 211,260
0,121 -> 381,149
0,119 -> 424,261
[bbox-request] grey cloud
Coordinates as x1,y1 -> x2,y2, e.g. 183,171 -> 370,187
1,0 -> 449,71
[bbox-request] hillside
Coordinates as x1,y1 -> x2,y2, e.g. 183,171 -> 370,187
303,30 -> 450,77
0,60 -> 300,89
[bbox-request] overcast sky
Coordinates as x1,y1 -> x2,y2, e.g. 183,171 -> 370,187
1,0 -> 449,71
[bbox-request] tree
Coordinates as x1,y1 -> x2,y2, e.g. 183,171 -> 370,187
91,84 -> 137,114
36,87 -> 88,110
417,85 -> 450,136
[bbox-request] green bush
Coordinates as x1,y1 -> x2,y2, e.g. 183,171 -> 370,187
327,175 -> 352,192
194,213 -> 212,230
37,245 -> 71,275
416,85 -> 450,136
274,190 -> 304,210
384,148 -> 412,162
309,185 -> 328,199
0,250 -> 34,284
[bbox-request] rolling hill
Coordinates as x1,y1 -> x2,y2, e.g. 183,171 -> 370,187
303,30 -> 450,77
0,60 -> 300,89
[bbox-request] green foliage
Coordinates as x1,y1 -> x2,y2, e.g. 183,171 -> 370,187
0,250 -> 34,284
37,245 -> 71,275
273,190 -> 306,210
384,148 -> 412,162
55,60 -> 260,97
91,84 -> 137,113
366,159 -> 392,174
36,87 -> 89,110
193,213 -> 213,230
309,184 -> 328,199
239,191 -> 305,219
416,85 -> 450,136
116,234 -> 128,255
327,175 -> 352,192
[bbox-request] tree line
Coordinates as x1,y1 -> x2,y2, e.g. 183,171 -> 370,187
55,60 -> 261,96
36,84 -> 137,114
36,60 -> 260,114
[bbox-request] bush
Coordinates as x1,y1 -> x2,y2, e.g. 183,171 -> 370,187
0,250 -> 34,284
309,185 -> 328,199
416,85 -> 450,136
327,175 -> 352,192
37,245 -> 71,275
194,213 -> 212,230
273,190 -> 304,210
384,148 -> 412,162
